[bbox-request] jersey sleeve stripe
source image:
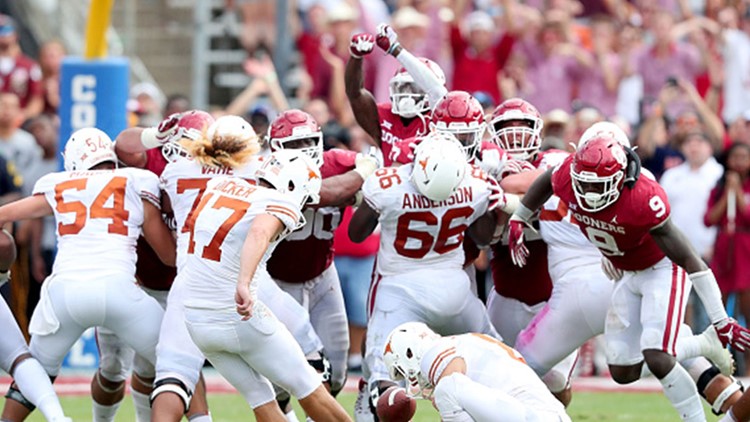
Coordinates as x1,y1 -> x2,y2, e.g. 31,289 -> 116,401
428,347 -> 457,385
266,205 -> 299,222
140,191 -> 161,208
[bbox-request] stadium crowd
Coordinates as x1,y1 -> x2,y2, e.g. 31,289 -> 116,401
2,0 -> 750,420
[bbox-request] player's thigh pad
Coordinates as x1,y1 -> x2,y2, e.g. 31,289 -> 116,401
634,260 -> 690,355
604,275 -> 645,366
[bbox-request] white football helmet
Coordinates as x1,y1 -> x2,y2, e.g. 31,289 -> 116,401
255,149 -> 322,211
411,132 -> 467,201
389,58 -> 446,118
63,127 -> 117,171
383,322 -> 440,397
579,121 -> 631,148
207,115 -> 260,148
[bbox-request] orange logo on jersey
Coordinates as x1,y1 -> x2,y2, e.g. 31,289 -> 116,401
307,167 -> 320,180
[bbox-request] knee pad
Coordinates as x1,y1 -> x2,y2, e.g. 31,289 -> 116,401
95,371 -> 126,394
150,377 -> 192,413
542,369 -> 570,394
710,376 -> 744,416
5,383 -> 35,412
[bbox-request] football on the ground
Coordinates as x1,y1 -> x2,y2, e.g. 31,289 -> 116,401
376,386 -> 417,422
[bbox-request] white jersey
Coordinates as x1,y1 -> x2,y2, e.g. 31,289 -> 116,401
33,167 -> 160,281
160,156 -> 263,269
539,195 -> 601,278
181,177 -> 302,311
421,334 -> 566,415
363,164 -> 492,277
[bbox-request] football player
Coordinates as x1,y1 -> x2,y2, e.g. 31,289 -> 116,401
266,109 -> 378,399
509,133 -> 750,420
512,122 -> 742,413
383,322 -> 570,422
346,29 -> 445,166
349,133 -> 516,416
0,128 -> 175,421
110,110 -> 215,422
180,147 -> 350,421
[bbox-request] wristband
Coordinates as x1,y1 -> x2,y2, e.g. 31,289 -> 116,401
514,202 -> 534,223
140,127 -> 162,149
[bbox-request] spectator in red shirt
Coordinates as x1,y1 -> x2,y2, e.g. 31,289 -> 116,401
0,15 -> 43,119
449,0 -> 520,104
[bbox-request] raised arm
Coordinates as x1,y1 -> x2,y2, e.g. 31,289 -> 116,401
114,114 -> 182,169
376,25 -> 448,109
346,34 -> 382,146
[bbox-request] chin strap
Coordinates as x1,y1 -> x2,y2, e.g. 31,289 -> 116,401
623,146 -> 641,189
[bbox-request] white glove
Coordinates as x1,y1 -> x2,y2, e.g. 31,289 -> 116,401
478,148 -> 506,179
601,257 -> 623,282
354,147 -> 380,180
141,113 -> 181,149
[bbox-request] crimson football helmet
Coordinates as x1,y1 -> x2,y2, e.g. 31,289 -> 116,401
429,91 -> 486,161
489,98 -> 543,162
390,58 -> 446,118
571,135 -> 628,212
162,110 -> 215,162
268,110 -> 323,167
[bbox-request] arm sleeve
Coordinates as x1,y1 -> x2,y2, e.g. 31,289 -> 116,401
395,49 -> 448,109
263,191 -> 303,236
32,172 -> 57,197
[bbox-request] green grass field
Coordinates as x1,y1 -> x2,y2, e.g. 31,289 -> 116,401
0,391 -> 723,421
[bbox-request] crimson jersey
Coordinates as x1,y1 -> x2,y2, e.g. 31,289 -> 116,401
551,155 -> 670,271
0,55 -> 41,108
266,149 -> 357,283
135,148 -> 176,291
378,103 -> 429,166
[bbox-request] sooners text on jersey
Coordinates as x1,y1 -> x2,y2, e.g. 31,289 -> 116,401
551,155 -> 669,271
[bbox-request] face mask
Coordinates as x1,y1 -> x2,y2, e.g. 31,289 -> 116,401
397,97 -> 418,118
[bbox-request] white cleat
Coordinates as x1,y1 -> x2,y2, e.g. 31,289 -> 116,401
699,326 -> 735,376
354,379 -> 375,422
